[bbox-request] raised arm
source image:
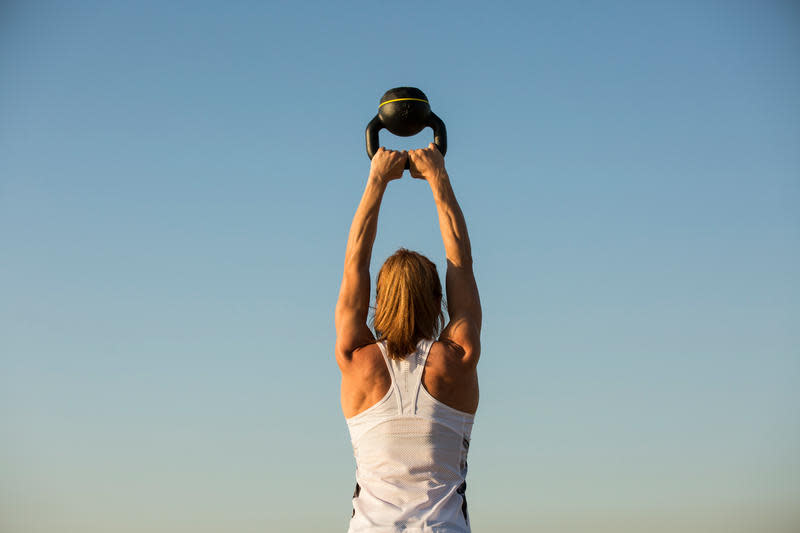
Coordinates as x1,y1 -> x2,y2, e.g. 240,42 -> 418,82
408,144 -> 482,366
335,148 -> 407,367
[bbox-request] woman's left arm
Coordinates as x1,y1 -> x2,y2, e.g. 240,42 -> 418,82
335,148 -> 407,367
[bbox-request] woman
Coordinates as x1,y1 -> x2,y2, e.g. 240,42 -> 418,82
335,143 -> 481,533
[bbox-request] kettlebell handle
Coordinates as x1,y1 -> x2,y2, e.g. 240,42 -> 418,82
365,112 -> 448,169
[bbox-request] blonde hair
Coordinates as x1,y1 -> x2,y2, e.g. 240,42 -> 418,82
373,249 -> 444,359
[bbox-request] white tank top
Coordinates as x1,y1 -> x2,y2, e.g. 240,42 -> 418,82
345,338 -> 475,533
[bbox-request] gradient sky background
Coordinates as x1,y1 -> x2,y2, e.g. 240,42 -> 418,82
1,1 -> 798,532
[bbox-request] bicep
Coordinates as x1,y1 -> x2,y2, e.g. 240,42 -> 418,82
335,266 -> 375,366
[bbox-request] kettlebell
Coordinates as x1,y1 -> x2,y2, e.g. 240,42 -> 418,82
365,87 -> 447,169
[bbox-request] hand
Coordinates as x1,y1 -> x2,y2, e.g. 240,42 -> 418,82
369,147 -> 407,185
408,143 -> 446,182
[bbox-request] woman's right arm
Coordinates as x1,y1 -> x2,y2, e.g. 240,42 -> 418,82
408,144 -> 482,366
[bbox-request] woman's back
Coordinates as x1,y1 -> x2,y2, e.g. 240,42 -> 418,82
346,339 -> 474,533
340,340 -> 478,419
335,145 -> 481,532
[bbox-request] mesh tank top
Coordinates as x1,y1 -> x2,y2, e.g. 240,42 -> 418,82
345,338 -> 475,533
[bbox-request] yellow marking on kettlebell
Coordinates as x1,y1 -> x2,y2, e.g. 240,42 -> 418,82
379,97 -> 429,108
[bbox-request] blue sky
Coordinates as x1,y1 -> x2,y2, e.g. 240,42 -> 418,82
1,1 -> 798,532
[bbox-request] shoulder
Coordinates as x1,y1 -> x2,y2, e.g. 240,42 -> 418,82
337,341 -> 384,375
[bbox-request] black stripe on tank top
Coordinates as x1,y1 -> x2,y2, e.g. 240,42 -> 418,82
457,481 -> 468,523
351,482 -> 361,518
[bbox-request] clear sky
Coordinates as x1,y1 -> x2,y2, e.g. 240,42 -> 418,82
1,1 -> 798,532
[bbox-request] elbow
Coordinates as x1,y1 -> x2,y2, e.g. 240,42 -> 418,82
446,255 -> 473,270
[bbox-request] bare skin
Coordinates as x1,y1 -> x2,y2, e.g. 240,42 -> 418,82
335,144 -> 481,418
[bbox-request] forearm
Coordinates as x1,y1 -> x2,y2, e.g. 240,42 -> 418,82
344,177 -> 387,270
429,171 -> 472,268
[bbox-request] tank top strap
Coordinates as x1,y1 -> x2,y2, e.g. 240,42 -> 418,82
411,338 -> 435,414
375,340 -> 403,413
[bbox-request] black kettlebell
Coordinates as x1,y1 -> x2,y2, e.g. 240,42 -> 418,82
365,87 -> 447,169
